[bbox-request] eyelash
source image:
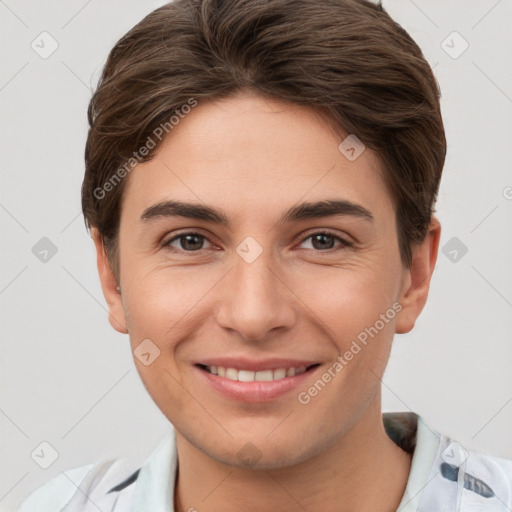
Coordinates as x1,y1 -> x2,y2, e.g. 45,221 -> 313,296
162,230 -> 353,254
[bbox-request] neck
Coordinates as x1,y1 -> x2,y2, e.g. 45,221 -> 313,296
174,398 -> 412,512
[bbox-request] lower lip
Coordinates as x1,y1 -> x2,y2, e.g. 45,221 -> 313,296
195,365 -> 320,403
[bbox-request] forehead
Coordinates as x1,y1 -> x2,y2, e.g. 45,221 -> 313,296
121,93 -> 394,224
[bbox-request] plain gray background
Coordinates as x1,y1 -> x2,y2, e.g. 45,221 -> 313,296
1,0 -> 511,510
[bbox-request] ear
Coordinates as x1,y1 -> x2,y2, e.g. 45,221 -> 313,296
91,228 -> 128,334
395,217 -> 441,334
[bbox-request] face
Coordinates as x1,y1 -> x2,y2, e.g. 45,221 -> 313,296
94,91 -> 438,470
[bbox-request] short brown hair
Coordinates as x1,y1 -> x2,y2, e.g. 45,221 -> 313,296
82,0 -> 446,277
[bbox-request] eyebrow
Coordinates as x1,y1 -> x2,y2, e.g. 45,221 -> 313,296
140,199 -> 373,226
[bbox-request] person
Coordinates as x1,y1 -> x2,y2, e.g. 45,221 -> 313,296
19,0 -> 512,511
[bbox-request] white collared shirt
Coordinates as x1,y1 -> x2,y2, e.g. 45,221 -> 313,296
18,412 -> 512,511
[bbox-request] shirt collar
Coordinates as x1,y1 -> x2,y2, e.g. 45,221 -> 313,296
133,427 -> 177,512
387,413 -> 441,512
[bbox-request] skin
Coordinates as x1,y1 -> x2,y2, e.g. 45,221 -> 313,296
92,91 -> 440,512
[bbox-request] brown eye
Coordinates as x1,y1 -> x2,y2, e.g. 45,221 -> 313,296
164,233 -> 211,251
299,232 -> 352,251
311,233 -> 335,250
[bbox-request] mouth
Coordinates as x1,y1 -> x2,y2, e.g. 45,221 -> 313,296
194,362 -> 322,403
196,363 -> 320,382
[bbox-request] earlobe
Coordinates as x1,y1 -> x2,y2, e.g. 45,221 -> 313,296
91,228 -> 128,334
395,217 -> 441,334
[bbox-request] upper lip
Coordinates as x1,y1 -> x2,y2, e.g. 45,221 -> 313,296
195,357 -> 320,372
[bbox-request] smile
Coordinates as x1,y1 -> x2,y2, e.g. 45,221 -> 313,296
200,364 -> 314,381
195,362 -> 322,403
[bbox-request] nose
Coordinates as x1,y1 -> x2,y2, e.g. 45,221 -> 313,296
215,247 -> 297,342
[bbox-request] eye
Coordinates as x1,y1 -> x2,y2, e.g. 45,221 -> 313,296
162,230 -> 352,254
163,232 -> 213,252
298,231 -> 353,251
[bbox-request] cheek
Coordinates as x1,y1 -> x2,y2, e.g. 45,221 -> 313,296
124,266 -> 215,337
292,264 -> 400,400
122,266 -> 225,401
121,271 -> 202,411
297,263 -> 400,338
295,284 -> 397,421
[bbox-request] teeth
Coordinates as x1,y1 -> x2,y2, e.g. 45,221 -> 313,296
255,370 -> 273,381
273,368 -> 286,380
205,365 -> 309,381
238,370 -> 255,382
225,368 -> 238,380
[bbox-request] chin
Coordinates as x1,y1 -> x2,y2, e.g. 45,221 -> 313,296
207,435 -> 321,471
